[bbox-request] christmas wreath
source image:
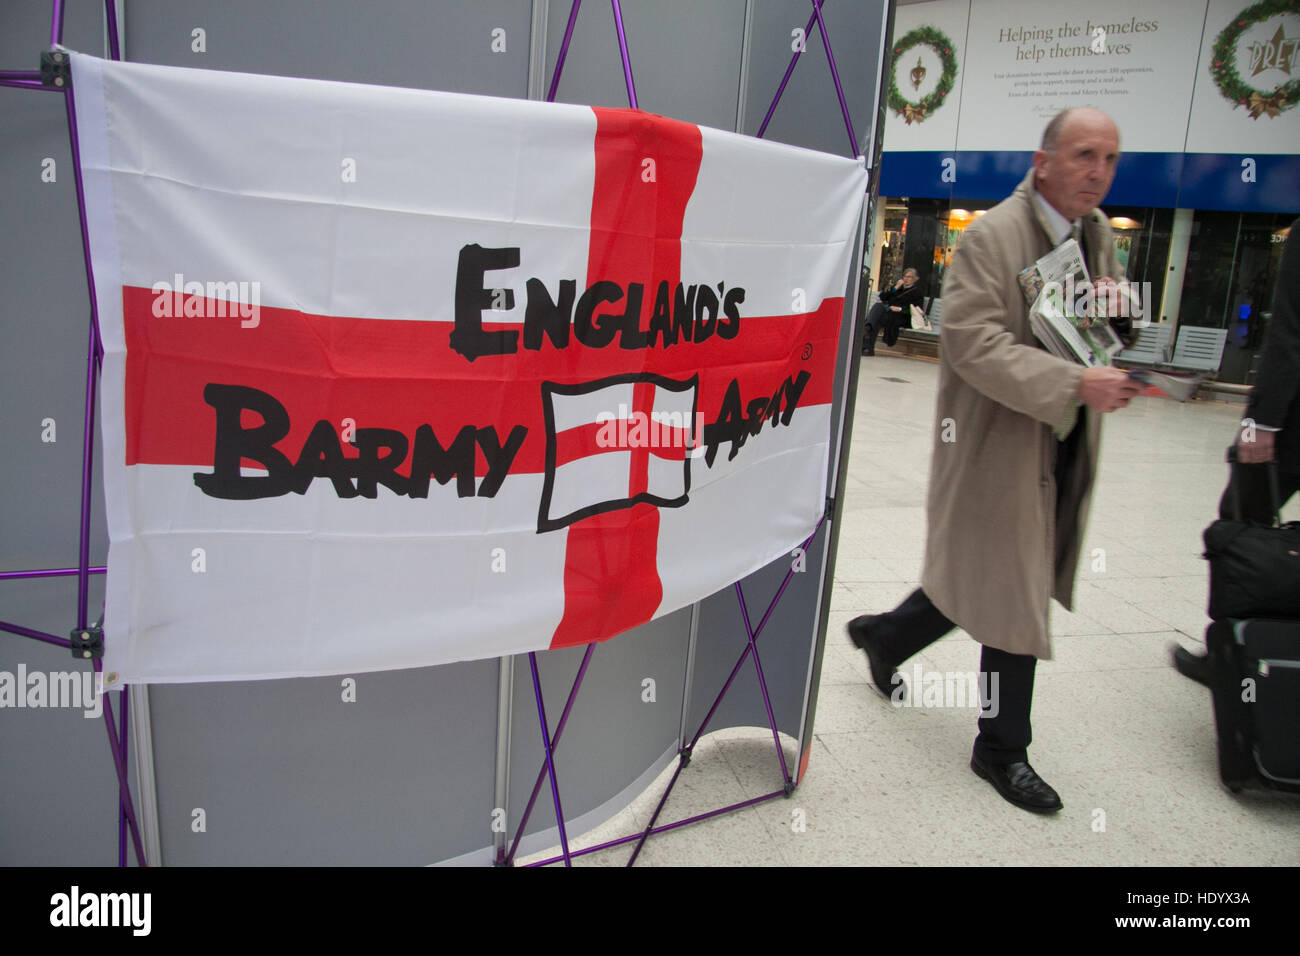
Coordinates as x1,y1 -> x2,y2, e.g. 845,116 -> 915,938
1209,0 -> 1299,119
888,26 -> 959,125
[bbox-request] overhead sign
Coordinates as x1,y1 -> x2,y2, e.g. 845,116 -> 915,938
881,0 -> 1299,210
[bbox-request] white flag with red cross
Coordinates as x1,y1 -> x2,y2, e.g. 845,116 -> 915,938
69,52 -> 866,683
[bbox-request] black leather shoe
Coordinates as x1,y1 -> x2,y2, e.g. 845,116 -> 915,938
1171,644 -> 1210,687
847,615 -> 902,700
970,752 -> 1063,813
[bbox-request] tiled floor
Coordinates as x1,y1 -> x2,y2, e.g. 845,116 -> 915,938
521,354 -> 1300,866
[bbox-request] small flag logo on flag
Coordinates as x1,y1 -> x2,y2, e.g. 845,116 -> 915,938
539,373 -> 699,532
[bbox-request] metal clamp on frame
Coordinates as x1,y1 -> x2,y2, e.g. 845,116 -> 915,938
70,620 -> 103,660
41,48 -> 70,88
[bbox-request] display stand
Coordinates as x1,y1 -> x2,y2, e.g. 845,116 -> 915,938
0,0 -> 881,867
490,0 -> 866,867
0,3 -> 146,867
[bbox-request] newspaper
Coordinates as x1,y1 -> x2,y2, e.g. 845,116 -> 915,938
1124,366 -> 1204,402
1018,238 -> 1123,368
1018,239 -> 1205,400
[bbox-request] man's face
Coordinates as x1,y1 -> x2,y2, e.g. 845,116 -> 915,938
902,270 -> 918,286
1033,110 -> 1120,221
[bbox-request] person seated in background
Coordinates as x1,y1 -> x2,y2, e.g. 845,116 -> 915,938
863,267 -> 924,355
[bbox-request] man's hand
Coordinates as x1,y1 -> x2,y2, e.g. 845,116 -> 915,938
1238,427 -> 1277,463
1093,276 -> 1119,318
1077,366 -> 1143,412
1093,274 -> 1134,343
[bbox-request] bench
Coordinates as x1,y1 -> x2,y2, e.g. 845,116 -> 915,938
1169,326 -> 1228,372
1115,323 -> 1173,366
1112,324 -> 1225,399
893,296 -> 941,358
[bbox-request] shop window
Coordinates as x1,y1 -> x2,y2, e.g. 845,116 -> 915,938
1183,212 -> 1293,385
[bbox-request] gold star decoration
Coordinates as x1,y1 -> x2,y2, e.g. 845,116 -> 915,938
1248,23 -> 1297,78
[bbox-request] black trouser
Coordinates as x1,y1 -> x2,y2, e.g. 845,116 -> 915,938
869,588 -> 1037,764
869,421 -> 1085,763
863,302 -> 888,352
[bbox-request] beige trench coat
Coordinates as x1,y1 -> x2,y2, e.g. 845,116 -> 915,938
920,168 -> 1123,660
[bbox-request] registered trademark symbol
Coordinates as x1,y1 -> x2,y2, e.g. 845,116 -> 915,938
801,342 -> 813,360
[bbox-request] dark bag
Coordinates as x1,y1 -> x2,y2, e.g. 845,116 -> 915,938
1202,448 -> 1300,620
881,308 -> 904,347
1206,618 -> 1300,792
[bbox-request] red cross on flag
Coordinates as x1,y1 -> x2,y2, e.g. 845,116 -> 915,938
69,52 -> 867,683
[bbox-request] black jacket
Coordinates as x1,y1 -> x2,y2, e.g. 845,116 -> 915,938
879,281 -> 925,313
877,282 -> 925,345
1245,218 -> 1300,475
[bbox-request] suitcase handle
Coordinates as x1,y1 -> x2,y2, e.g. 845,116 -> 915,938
1225,444 -> 1284,526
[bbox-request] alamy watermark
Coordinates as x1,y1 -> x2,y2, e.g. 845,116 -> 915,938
50,886 -> 150,935
0,666 -> 102,718
151,272 -> 261,328
595,405 -> 706,458
1041,276 -> 1153,327
891,664 -> 1000,717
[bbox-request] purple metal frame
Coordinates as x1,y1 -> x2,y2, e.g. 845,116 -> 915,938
756,0 -> 859,157
517,519 -> 825,867
527,651 -> 573,866
4,0 -> 857,869
0,619 -> 72,649
610,0 -> 638,110
546,0 -> 582,103
50,0 -> 65,47
0,565 -> 107,581
499,643 -> 596,865
508,0 -> 856,867
0,72 -> 59,92
0,0 -> 144,867
546,0 -> 639,110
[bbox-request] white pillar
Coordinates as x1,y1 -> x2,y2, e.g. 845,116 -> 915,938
1161,208 -> 1194,328
867,198 -> 886,292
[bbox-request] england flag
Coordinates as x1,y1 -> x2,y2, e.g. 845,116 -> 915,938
68,51 -> 866,682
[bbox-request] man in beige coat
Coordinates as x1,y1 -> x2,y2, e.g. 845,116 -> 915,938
849,107 -> 1143,813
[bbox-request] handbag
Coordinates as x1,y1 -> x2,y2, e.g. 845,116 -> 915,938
881,308 -> 904,347
1203,447 -> 1300,620
910,302 -> 929,331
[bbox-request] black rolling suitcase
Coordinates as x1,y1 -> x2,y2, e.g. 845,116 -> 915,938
1204,618 -> 1300,792
1202,448 -> 1300,792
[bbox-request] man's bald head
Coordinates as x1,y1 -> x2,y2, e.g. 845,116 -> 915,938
1039,107 -> 1120,152
1033,108 -> 1121,221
